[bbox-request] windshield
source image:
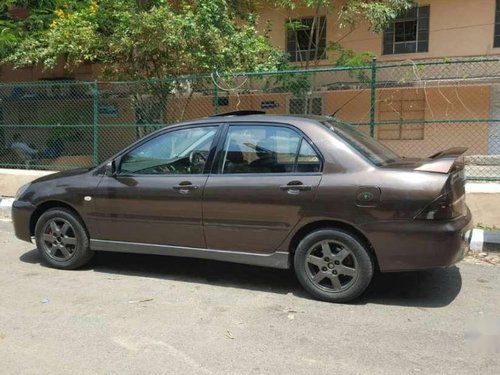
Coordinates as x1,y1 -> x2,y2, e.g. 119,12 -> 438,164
321,119 -> 399,166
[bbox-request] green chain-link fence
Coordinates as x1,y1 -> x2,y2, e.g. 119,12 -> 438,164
1,57 -> 500,180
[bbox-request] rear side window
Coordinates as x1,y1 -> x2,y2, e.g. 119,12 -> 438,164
220,125 -> 321,174
296,139 -> 321,172
322,120 -> 399,166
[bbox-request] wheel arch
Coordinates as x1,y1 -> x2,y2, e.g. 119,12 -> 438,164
287,220 -> 379,269
29,200 -> 84,237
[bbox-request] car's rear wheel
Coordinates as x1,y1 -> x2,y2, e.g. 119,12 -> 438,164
35,208 -> 94,269
294,228 -> 374,303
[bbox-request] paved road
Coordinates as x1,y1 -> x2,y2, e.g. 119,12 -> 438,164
0,220 -> 498,374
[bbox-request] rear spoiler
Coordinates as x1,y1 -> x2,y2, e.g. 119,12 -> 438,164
414,147 -> 468,174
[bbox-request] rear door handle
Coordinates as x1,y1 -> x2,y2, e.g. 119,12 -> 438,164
280,181 -> 312,193
173,181 -> 199,194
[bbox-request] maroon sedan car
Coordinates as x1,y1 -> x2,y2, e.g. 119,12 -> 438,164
12,111 -> 472,302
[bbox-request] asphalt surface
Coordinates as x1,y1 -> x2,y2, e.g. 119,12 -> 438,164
0,220 -> 498,374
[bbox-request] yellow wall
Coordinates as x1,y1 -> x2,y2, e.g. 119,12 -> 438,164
0,59 -> 99,82
376,85 -> 490,156
259,0 -> 500,63
164,83 -> 491,158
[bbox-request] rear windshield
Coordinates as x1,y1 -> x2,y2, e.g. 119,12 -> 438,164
321,119 -> 399,166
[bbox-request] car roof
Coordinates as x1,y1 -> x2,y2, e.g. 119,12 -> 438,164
172,113 -> 333,128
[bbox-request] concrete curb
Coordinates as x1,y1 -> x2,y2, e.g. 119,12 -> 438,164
483,229 -> 500,253
461,228 -> 500,254
0,197 -> 14,220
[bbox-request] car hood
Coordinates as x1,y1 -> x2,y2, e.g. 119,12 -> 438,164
32,168 -> 92,184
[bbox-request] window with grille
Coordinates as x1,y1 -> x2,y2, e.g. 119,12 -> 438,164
383,6 -> 430,55
495,0 -> 500,47
289,97 -> 323,115
378,90 -> 425,140
286,17 -> 327,62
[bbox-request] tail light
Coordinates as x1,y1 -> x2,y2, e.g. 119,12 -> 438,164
415,193 -> 459,220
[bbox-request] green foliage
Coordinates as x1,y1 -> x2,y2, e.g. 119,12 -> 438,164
4,0 -> 286,79
476,222 -> 498,231
39,108 -> 86,141
329,42 -> 373,81
1,0 -> 416,83
329,42 -> 373,68
272,72 -> 311,98
47,124 -> 81,142
278,0 -> 414,70
339,0 -> 416,33
0,19 -> 21,58
272,0 -> 413,113
0,0 -> 69,58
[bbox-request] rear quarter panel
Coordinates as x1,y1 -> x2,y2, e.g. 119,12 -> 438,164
277,168 -> 449,268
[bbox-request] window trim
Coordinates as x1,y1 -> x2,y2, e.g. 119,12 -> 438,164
286,16 -> 327,62
494,0 -> 500,48
377,92 -> 426,141
211,122 -> 324,176
114,123 -> 223,177
382,5 -> 430,55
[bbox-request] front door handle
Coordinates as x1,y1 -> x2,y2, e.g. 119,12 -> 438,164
280,181 -> 312,194
173,181 -> 199,194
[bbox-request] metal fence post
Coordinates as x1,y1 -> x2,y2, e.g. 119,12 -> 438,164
212,71 -> 219,115
370,57 -> 377,138
92,81 -> 99,165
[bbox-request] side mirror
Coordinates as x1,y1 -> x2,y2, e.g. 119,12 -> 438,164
104,160 -> 117,177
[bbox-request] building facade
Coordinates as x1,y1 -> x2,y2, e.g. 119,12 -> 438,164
1,0 -> 500,172
2,0 -> 500,81
260,0 -> 500,64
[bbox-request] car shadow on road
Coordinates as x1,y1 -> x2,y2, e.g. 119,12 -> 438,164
20,249 -> 462,308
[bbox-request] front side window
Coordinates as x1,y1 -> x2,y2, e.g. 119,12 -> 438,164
383,6 -> 429,55
221,125 -> 321,174
120,126 -> 217,175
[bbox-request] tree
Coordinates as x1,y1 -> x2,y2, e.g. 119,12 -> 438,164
276,0 -> 416,68
273,0 -> 416,113
0,1 -> 418,117
2,0 -> 287,123
1,0 -> 418,76
3,0 -> 286,78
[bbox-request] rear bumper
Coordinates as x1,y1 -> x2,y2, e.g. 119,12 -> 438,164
11,200 -> 35,243
362,207 -> 473,272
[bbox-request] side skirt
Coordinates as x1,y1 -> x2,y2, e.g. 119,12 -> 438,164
90,239 -> 291,269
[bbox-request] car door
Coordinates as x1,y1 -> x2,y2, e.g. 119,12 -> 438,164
203,123 -> 323,253
92,124 -> 220,248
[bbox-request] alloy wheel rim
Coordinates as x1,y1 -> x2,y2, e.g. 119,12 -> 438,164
305,240 -> 358,293
41,218 -> 78,261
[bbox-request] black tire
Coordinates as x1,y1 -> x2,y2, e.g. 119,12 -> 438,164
34,208 -> 94,270
294,228 -> 374,303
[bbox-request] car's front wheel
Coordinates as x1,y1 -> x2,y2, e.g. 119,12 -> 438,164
35,208 -> 94,269
294,228 -> 374,303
